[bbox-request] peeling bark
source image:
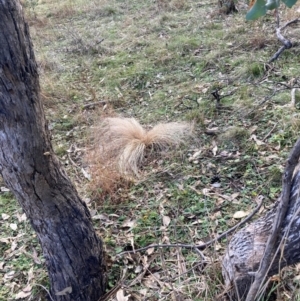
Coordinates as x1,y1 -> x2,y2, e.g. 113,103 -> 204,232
0,1 -> 106,300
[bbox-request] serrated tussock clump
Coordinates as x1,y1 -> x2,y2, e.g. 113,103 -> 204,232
90,117 -> 193,178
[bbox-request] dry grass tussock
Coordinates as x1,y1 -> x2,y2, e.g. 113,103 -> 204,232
87,117 -> 193,196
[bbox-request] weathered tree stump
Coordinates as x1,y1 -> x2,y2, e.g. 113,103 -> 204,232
222,167 -> 300,300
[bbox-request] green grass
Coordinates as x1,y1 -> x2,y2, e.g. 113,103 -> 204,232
0,193 -> 46,300
2,0 -> 300,300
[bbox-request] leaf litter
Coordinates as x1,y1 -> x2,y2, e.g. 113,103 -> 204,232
1,0 -> 300,300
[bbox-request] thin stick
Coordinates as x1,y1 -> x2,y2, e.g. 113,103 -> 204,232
269,18 -> 299,63
117,197 -> 263,256
281,18 -> 300,31
34,284 -> 55,301
263,122 -> 277,141
290,88 -> 298,108
245,137 -> 300,301
82,101 -> 106,110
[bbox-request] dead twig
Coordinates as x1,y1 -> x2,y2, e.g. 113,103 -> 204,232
97,267 -> 127,301
82,101 -> 107,110
269,16 -> 299,63
33,284 -> 55,301
245,137 -> 300,301
263,122 -> 277,142
117,196 -> 263,256
290,88 -> 300,108
127,254 -> 158,287
211,89 -> 236,109
97,283 -> 122,301
211,89 -> 221,109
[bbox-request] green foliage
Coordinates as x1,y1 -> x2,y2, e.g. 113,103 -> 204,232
246,0 -> 267,20
281,0 -> 298,7
246,0 -> 298,20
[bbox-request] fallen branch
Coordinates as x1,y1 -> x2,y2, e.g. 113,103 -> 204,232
117,196 -> 263,257
222,137 -> 300,301
245,138 -> 300,300
269,15 -> 299,63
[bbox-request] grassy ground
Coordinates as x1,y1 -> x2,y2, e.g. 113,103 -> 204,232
1,0 -> 300,300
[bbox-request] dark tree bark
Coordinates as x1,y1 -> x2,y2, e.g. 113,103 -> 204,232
222,167 -> 300,300
218,0 -> 238,14
0,1 -> 106,300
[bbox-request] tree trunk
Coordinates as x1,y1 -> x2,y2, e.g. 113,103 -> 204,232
0,1 -> 106,300
222,169 -> 300,300
218,0 -> 238,14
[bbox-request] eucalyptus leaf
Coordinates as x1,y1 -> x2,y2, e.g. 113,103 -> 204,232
265,0 -> 280,9
281,0 -> 298,8
246,0 -> 267,20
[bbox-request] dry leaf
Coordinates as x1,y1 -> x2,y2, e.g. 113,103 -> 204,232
109,213 -> 120,218
162,215 -> 171,227
294,275 -> 300,281
215,243 -> 222,251
249,0 -> 256,7
250,134 -> 265,146
1,213 -> 10,220
230,192 -> 240,200
1,186 -> 10,192
233,211 -> 249,219
27,267 -> 34,282
143,273 -> 160,289
92,214 -> 110,221
249,125 -> 258,134
4,270 -> 15,280
0,238 -> 9,243
15,284 -> 32,299
211,211 -> 222,220
139,288 -> 148,296
189,150 -> 202,161
191,219 -> 204,225
127,233 -> 135,250
162,235 -> 170,244
121,219 -> 135,229
212,145 -> 218,156
146,247 -> 155,255
134,265 -> 143,273
16,213 -> 27,222
11,241 -> 17,251
116,289 -> 131,301
32,249 -> 41,264
10,223 -> 17,231
81,168 -> 91,180
202,188 -> 210,195
55,286 -> 72,296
